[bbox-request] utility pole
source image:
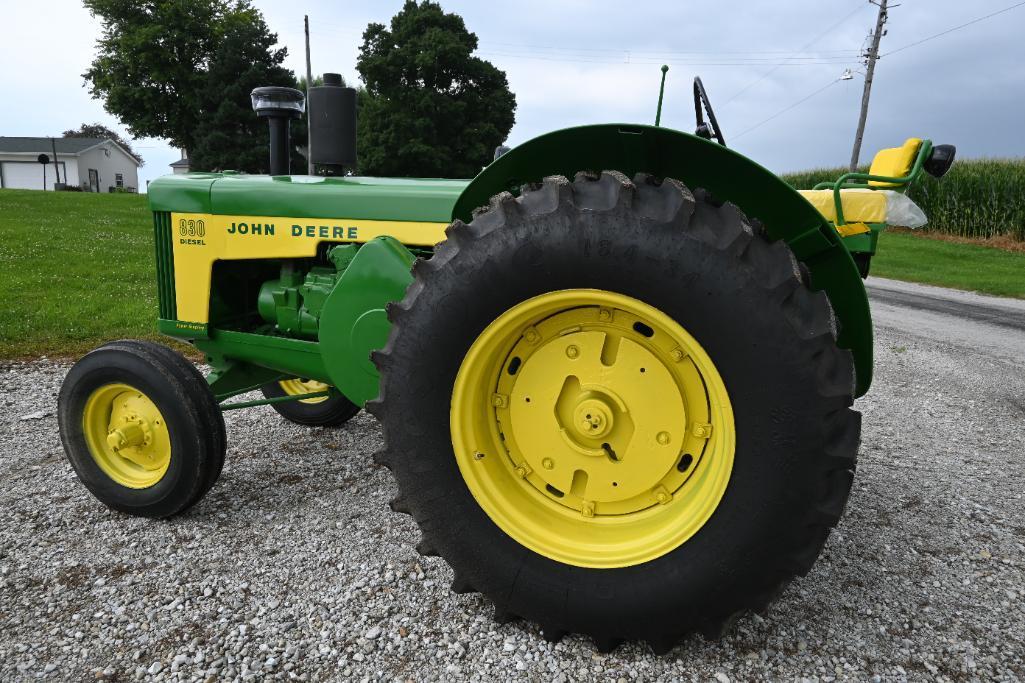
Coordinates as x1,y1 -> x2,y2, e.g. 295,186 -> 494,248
51,137 -> 61,186
304,14 -> 314,175
849,0 -> 888,171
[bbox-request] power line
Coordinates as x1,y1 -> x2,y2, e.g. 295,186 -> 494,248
480,41 -> 860,57
295,19 -> 862,60
883,0 -> 1025,56
722,2 -> 870,107
732,78 -> 843,141
302,27 -> 859,62
476,50 -> 856,67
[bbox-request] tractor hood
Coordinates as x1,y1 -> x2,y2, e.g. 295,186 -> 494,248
149,173 -> 470,223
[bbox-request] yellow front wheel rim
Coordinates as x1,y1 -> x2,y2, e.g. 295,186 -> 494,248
82,383 -> 172,489
278,378 -> 331,404
451,289 -> 735,568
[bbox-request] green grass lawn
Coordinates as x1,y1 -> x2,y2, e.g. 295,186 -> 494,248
0,189 -> 160,358
871,230 -> 1025,299
0,187 -> 1022,360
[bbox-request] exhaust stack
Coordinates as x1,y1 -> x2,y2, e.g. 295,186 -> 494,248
251,86 -> 306,176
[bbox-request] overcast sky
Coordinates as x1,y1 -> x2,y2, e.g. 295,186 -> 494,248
3,0 -> 1022,190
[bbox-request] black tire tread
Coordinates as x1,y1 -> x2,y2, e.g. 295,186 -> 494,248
58,340 -> 226,518
373,171 -> 860,652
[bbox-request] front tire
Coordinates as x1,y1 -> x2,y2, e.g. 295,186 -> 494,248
260,379 -> 361,427
58,340 -> 226,518
371,172 -> 860,651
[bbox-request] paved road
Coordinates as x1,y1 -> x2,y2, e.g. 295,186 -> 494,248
866,277 -> 1025,367
1,279 -> 1023,681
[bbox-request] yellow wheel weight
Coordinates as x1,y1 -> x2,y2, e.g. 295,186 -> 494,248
82,383 -> 172,489
278,378 -> 332,405
451,289 -> 735,568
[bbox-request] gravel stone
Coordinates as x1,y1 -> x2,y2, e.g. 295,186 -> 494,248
1,281 -> 1023,680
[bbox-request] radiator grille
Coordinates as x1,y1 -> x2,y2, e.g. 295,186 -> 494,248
152,212 -> 177,319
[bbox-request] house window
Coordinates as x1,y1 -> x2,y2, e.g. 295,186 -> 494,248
115,173 -> 124,188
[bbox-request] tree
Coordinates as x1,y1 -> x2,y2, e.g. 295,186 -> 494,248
188,7 -> 301,173
83,0 -> 298,171
62,123 -> 144,166
356,1 -> 516,178
83,0 -> 222,151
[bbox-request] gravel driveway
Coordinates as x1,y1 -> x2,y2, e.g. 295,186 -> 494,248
2,279 -> 1023,681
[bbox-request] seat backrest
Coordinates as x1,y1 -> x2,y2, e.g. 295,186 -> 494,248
868,138 -> 922,187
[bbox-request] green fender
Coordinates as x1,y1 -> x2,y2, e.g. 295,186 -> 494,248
451,124 -> 873,397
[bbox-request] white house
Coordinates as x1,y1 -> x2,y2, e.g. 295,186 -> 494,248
169,152 -> 191,175
0,137 -> 142,192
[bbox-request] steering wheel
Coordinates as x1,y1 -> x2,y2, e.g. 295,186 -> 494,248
693,77 -> 726,146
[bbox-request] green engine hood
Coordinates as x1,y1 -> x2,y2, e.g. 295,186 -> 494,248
148,172 -> 470,223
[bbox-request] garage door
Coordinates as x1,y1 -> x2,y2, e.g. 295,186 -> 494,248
1,161 -> 67,191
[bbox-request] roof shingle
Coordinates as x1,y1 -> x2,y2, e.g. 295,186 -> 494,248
0,136 -> 109,154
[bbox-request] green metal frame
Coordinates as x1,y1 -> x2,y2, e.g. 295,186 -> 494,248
148,173 -> 467,222
150,124 -> 881,404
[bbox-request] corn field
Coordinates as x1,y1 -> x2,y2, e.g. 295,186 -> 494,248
782,158 -> 1025,241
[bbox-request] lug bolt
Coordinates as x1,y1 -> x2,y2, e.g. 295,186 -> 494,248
598,309 -> 611,321
542,458 -> 554,470
566,345 -> 579,359
515,466 -> 527,478
657,491 -> 669,504
657,431 -> 671,445
670,347 -> 685,362
473,451 -> 485,461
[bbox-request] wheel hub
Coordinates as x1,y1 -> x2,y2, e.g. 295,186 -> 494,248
83,383 -> 171,488
571,398 -> 614,440
506,326 -> 687,508
451,289 -> 735,568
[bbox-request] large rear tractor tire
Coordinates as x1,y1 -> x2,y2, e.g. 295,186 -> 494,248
58,340 -> 226,518
371,172 -> 860,652
260,379 -> 361,427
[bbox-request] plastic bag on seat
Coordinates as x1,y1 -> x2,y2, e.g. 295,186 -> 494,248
880,190 -> 927,228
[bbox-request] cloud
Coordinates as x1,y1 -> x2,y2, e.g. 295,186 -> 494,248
3,0 -> 1021,189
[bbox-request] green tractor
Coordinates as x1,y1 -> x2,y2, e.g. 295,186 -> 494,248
57,71 -> 954,651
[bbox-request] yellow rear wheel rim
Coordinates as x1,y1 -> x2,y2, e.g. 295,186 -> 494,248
82,383 -> 171,489
278,378 -> 331,404
451,289 -> 735,568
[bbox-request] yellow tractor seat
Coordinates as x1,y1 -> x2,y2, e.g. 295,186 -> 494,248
867,137 -> 922,187
796,188 -> 887,224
